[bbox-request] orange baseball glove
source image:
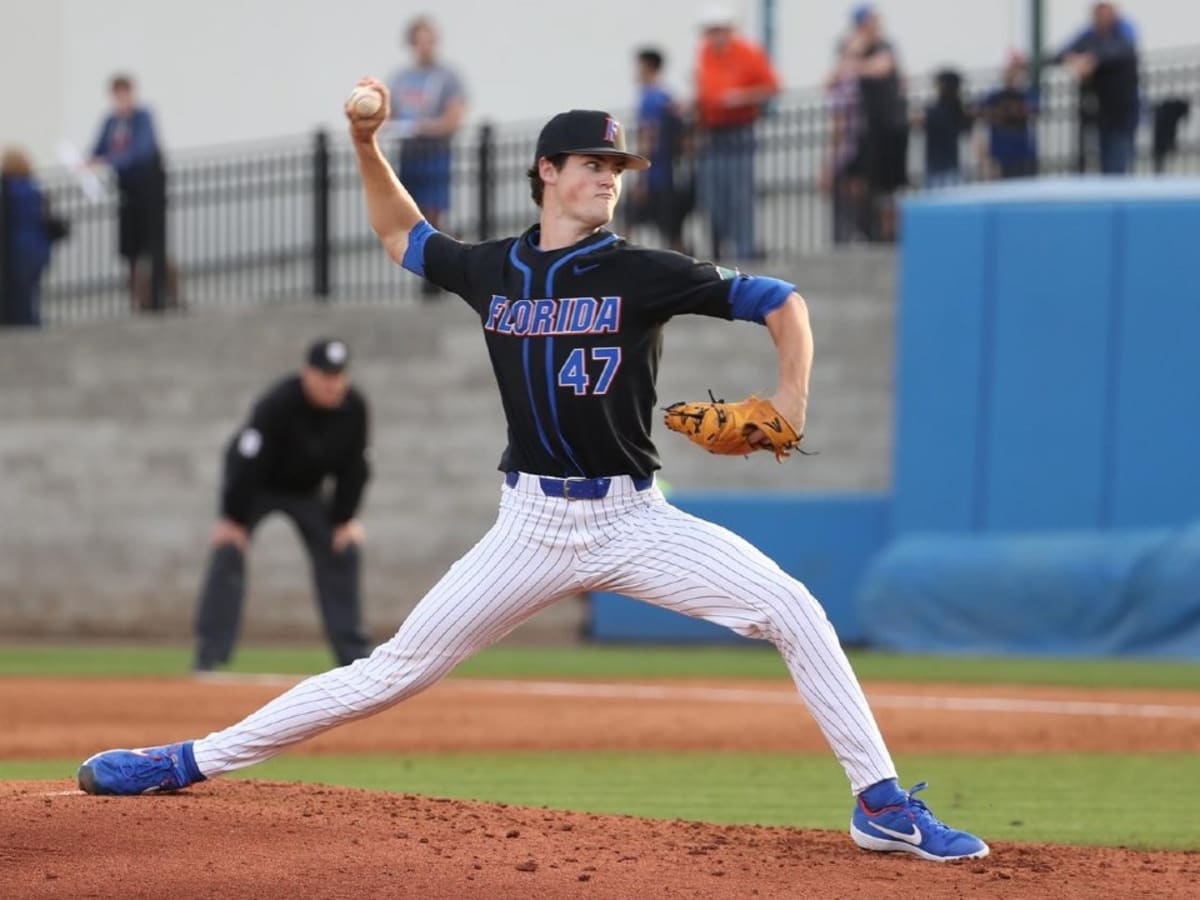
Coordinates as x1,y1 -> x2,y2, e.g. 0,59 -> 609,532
662,393 -> 803,461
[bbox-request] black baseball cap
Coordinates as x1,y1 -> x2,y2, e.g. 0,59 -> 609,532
306,338 -> 351,373
534,110 -> 651,171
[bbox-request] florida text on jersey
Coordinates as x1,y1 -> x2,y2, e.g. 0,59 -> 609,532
402,220 -> 794,479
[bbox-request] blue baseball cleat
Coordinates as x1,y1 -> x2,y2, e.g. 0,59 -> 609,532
850,781 -> 990,862
77,742 -> 205,796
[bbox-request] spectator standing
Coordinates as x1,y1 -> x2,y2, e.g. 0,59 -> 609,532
693,6 -> 780,261
1,148 -> 65,327
980,53 -> 1039,180
841,5 -> 909,242
1152,98 -> 1190,173
822,42 -> 868,243
387,16 -> 466,271
922,69 -> 973,188
91,74 -> 169,311
1055,2 -> 1140,174
193,339 -> 373,672
632,48 -> 691,252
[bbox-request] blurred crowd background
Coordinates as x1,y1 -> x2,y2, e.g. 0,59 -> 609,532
1,1 -> 1196,326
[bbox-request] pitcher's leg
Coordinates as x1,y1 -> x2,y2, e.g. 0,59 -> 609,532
598,499 -> 895,793
192,498 -> 578,776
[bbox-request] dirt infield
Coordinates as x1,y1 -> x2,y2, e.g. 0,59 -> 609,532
4,676 -> 1200,898
5,781 -> 1199,899
2,675 -> 1198,758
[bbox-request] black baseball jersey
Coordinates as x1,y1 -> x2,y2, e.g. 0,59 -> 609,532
221,375 -> 371,525
404,222 -> 794,479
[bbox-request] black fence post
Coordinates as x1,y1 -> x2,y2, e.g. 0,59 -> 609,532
477,122 -> 494,241
313,129 -> 332,299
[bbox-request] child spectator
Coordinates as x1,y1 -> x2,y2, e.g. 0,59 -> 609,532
980,53 -> 1038,180
922,69 -> 973,187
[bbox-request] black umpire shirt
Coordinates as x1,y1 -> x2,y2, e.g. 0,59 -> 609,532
221,375 -> 370,525
402,221 -> 794,479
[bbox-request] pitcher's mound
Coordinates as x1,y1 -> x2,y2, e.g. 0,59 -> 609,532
4,780 -> 1196,899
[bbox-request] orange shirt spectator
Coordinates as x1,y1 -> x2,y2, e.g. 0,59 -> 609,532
695,24 -> 780,129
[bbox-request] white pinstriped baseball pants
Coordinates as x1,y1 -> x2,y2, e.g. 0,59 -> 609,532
193,474 -> 898,794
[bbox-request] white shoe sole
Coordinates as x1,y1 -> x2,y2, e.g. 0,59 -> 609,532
850,823 -> 991,862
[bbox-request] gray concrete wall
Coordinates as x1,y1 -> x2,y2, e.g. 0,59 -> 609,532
0,248 -> 893,643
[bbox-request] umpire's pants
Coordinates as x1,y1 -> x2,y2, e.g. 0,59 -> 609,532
194,491 -> 370,669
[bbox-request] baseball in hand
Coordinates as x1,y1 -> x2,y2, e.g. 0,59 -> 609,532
348,87 -> 382,117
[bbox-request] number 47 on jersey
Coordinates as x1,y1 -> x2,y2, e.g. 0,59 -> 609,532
557,347 -> 622,396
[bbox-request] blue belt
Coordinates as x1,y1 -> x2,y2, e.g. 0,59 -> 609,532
505,471 -> 653,500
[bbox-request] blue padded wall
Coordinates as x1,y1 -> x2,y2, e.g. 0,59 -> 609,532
588,493 -> 889,644
875,180 -> 1200,658
985,203 -> 1118,530
897,179 -> 1200,535
1112,202 -> 1200,527
893,205 -> 990,533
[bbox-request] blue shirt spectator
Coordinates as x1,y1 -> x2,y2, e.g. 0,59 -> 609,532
1056,2 -> 1139,174
982,55 -> 1038,179
638,83 -> 678,191
1057,4 -> 1139,132
633,47 -> 690,253
92,107 -> 161,178
387,16 -> 466,240
1,148 -> 56,326
984,88 -> 1038,174
90,75 -> 170,311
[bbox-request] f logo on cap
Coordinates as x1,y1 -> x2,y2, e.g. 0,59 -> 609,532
603,116 -> 619,144
531,110 -> 651,171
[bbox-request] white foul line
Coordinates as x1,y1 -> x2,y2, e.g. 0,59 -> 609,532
189,673 -> 1200,721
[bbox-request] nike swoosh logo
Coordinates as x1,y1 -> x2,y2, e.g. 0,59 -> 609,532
573,263 -> 600,275
869,822 -> 923,845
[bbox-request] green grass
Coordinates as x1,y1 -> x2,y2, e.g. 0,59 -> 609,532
1,643 -> 1197,689
846,651 -> 1200,690
5,751 -> 1194,850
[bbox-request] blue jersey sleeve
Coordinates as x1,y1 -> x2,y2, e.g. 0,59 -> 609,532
401,220 -> 436,276
728,275 -> 795,324
401,220 -> 475,299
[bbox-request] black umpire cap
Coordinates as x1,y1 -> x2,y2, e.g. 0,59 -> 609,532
534,110 -> 651,170
306,338 -> 351,373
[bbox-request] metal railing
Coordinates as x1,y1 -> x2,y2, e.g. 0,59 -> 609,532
6,47 -> 1199,325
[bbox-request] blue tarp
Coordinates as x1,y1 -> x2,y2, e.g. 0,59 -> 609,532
857,524 -> 1200,658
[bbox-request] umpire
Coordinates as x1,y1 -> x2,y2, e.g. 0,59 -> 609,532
193,338 -> 372,671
